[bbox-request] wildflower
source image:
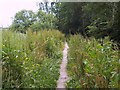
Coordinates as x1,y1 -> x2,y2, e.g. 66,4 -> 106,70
16,55 -> 18,58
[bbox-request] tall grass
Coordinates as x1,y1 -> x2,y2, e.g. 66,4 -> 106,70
67,35 -> 119,88
2,29 -> 64,88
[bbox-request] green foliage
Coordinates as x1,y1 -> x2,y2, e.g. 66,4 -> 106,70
10,10 -> 36,33
30,10 -> 56,31
84,3 -> 116,39
10,2 -> 120,44
109,2 -> 120,44
54,2 -> 120,44
83,2 -> 120,44
2,29 -> 64,88
67,35 -> 119,88
2,2 -> 120,88
10,9 -> 57,33
87,21 -> 111,39
54,2 -> 84,35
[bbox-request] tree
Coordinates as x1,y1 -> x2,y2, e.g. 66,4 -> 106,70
38,0 -> 53,14
54,2 -> 85,35
80,2 -> 119,40
109,2 -> 120,45
84,2 -> 120,44
30,10 -> 56,31
11,10 -> 36,33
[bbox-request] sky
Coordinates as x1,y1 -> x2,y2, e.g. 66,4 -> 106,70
0,0 -> 42,27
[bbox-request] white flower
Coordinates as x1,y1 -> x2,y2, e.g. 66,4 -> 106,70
16,55 -> 18,58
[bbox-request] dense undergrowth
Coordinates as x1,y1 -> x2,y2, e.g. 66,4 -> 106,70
67,35 -> 120,88
1,29 -> 120,88
2,29 -> 64,88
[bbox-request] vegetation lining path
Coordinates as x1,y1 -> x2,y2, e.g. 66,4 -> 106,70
57,42 -> 69,88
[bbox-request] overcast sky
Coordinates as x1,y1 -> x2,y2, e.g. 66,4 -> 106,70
0,0 -> 42,27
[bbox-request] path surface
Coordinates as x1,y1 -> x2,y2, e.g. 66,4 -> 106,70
57,42 -> 69,89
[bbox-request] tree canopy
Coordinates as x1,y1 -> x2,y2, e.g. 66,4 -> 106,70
10,2 -> 120,45
11,10 -> 36,33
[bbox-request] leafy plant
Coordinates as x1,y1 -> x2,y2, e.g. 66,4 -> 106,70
2,29 -> 64,88
67,35 -> 119,88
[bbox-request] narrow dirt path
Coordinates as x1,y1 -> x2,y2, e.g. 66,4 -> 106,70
57,42 -> 69,89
